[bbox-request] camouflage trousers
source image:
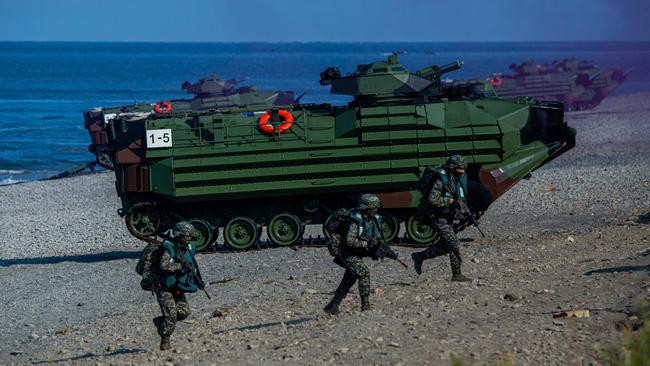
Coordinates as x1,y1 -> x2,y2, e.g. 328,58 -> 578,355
154,289 -> 191,337
333,255 -> 371,302
415,217 -> 462,275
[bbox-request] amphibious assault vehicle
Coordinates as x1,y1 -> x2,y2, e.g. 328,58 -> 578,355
447,58 -> 630,111
84,75 -> 295,169
95,55 -> 575,251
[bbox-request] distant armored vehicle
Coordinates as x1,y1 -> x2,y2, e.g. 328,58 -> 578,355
94,55 -> 575,251
84,75 -> 295,169
447,58 -> 630,111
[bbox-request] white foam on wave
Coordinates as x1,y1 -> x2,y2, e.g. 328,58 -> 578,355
0,169 -> 30,174
0,177 -> 27,186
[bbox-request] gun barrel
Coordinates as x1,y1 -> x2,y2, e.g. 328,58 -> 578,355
416,60 -> 464,80
438,61 -> 464,75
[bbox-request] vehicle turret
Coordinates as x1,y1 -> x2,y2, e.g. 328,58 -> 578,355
319,54 -> 464,106
181,74 -> 256,98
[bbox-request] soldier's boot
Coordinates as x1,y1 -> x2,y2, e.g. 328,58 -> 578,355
323,297 -> 342,315
451,265 -> 472,282
360,294 -> 372,311
450,250 -> 471,282
451,273 -> 472,282
159,335 -> 172,351
411,252 -> 424,275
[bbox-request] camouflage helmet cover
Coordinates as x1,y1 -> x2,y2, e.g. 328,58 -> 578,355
173,221 -> 197,238
358,193 -> 381,210
446,154 -> 467,169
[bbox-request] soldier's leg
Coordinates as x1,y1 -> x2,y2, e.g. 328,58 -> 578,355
334,269 -> 357,299
345,257 -> 371,311
412,218 -> 449,275
324,265 -> 357,315
155,289 -> 179,350
155,290 -> 179,337
420,239 -> 449,259
174,293 -> 191,321
434,220 -> 471,282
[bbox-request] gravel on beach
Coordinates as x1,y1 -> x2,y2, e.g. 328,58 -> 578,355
0,93 -> 648,365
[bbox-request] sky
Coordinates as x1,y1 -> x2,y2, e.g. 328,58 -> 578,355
0,0 -> 649,42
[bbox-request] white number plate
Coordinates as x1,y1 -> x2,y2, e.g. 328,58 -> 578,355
146,129 -> 173,148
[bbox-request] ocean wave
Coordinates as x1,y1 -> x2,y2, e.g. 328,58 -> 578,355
0,177 -> 27,185
0,169 -> 30,174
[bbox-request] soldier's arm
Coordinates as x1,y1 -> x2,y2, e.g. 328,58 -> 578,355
160,250 -> 182,272
428,179 -> 453,208
345,221 -> 369,249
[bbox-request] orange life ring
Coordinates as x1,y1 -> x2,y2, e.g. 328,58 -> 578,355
489,77 -> 503,87
154,101 -> 172,113
258,110 -> 294,134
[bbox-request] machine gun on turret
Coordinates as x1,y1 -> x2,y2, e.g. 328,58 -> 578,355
416,61 -> 464,81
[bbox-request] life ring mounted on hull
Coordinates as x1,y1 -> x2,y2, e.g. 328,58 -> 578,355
258,109 -> 294,134
154,101 -> 172,113
489,77 -> 503,87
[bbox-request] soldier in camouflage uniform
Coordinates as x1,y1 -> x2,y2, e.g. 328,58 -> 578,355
154,221 -> 202,350
411,155 -> 472,282
324,194 -> 385,314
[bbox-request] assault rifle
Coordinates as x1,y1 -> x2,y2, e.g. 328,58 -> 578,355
452,198 -> 485,237
442,184 -> 486,237
180,255 -> 211,300
363,236 -> 409,268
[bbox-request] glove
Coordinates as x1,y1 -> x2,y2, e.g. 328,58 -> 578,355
449,199 -> 462,210
181,262 -> 193,274
363,236 -> 379,253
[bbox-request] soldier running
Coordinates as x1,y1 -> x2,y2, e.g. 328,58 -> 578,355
153,221 -> 204,350
411,155 -> 473,282
324,193 -> 396,314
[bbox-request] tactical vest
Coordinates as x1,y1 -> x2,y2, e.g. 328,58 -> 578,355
427,167 -> 469,217
161,241 -> 199,293
348,209 -> 383,241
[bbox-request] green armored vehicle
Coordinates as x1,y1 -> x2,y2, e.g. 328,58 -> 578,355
446,58 -> 630,111
101,55 -> 575,251
84,74 -> 295,169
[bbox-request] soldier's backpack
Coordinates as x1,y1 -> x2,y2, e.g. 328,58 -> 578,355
325,208 -> 350,257
418,166 -> 443,197
135,242 -> 163,291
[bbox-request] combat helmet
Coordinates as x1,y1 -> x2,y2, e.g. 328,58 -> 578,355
172,221 -> 197,238
358,193 -> 381,210
446,154 -> 467,170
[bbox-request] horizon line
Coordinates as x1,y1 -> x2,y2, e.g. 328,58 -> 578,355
1,40 -> 649,44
